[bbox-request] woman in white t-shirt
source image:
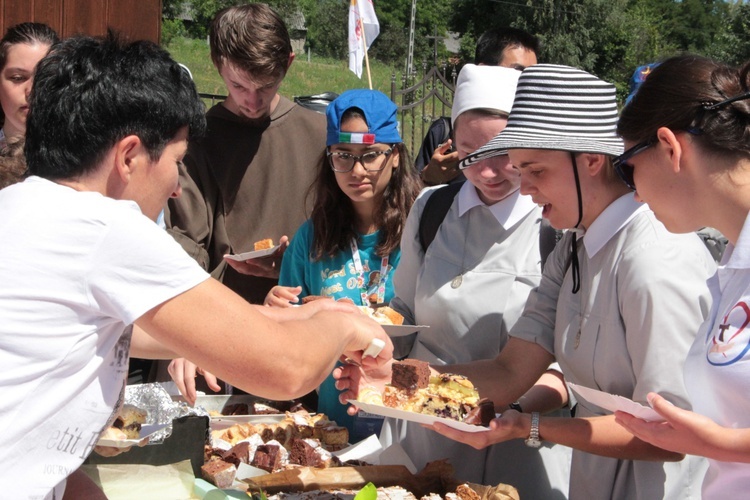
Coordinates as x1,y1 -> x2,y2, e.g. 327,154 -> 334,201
615,55 -> 750,497
0,22 -> 58,148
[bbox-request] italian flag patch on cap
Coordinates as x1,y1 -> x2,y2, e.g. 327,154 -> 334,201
339,132 -> 375,144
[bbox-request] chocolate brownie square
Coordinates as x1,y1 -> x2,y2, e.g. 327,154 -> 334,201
391,359 -> 430,390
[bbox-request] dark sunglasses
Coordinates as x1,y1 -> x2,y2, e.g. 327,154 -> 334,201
613,139 -> 654,190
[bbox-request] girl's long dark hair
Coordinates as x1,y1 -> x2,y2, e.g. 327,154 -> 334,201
308,111 -> 422,260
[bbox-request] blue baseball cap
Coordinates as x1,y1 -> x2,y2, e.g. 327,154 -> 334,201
326,89 -> 402,146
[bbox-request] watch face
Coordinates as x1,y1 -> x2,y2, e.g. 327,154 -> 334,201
525,437 -> 542,448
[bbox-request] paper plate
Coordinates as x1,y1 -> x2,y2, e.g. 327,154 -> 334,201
96,423 -> 169,448
225,246 -> 279,261
568,382 -> 665,422
348,400 -> 489,433
380,325 -> 429,337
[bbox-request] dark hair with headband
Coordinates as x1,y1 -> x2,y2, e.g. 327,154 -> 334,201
618,55 -> 750,160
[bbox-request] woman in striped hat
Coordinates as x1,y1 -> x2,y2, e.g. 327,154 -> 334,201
340,65 -> 716,499
614,55 -> 750,498
382,64 -> 572,499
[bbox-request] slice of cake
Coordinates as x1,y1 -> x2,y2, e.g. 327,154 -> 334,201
462,398 -> 495,426
251,443 -> 284,472
112,404 -> 148,439
253,238 -> 275,250
381,363 -> 491,425
221,441 -> 251,467
289,438 -> 338,467
201,459 -> 236,488
391,359 -> 431,391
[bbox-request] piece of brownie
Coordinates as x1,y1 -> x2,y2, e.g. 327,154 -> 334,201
251,444 -> 283,472
222,403 -> 249,415
221,441 -> 251,467
391,359 -> 430,390
462,398 -> 495,426
200,459 -> 237,488
289,438 -> 322,467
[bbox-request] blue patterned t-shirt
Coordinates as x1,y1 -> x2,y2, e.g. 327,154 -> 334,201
279,219 -> 400,436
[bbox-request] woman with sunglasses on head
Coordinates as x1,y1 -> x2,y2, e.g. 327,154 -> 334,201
338,65 -> 715,499
614,55 -> 750,497
0,22 -> 58,148
264,89 -> 421,435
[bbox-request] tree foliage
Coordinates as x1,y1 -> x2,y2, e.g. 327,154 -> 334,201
165,0 -> 750,95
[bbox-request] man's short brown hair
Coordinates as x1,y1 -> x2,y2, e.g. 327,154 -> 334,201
209,3 -> 292,80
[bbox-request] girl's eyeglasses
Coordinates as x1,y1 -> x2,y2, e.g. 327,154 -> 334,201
327,147 -> 394,173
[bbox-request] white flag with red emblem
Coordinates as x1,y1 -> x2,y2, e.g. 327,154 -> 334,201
348,0 -> 379,78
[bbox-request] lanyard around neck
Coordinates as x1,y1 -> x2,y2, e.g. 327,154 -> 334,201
349,237 -> 389,306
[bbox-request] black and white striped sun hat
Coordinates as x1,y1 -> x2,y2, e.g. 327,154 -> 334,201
460,64 -> 624,169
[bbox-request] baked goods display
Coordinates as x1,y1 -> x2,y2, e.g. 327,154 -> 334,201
202,411 -> 350,487
254,238 -> 275,251
359,305 -> 405,326
244,460 -> 519,500
261,483 -> 485,500
359,360 -> 494,426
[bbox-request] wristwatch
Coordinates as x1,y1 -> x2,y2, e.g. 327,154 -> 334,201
524,412 -> 542,448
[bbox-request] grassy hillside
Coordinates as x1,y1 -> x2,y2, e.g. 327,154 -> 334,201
166,37 -> 400,99
165,37 -> 441,154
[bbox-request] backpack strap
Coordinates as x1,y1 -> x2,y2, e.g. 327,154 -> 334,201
439,116 -> 452,144
418,182 -> 464,253
419,182 -> 562,270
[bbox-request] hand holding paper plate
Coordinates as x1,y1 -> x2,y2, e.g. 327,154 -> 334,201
567,382 -> 666,422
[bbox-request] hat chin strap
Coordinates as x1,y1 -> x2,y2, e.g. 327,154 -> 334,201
569,152 -> 583,294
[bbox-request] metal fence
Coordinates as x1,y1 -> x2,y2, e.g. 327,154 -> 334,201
390,63 -> 458,159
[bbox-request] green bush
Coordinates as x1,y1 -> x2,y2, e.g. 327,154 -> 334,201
161,18 -> 188,46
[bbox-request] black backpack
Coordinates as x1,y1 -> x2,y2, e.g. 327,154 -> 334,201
418,182 -> 561,270
293,92 -> 339,114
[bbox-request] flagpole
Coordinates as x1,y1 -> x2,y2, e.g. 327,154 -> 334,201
356,1 -> 374,89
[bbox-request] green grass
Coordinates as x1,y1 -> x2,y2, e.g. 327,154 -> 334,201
165,36 -> 401,99
165,36 -> 446,153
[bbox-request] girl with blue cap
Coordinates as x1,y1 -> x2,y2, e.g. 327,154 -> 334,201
264,89 -> 421,436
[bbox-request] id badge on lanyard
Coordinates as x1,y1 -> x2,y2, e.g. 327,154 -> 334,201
350,238 -> 389,306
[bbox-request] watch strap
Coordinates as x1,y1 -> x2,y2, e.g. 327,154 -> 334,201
508,401 -> 523,413
524,411 -> 542,448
